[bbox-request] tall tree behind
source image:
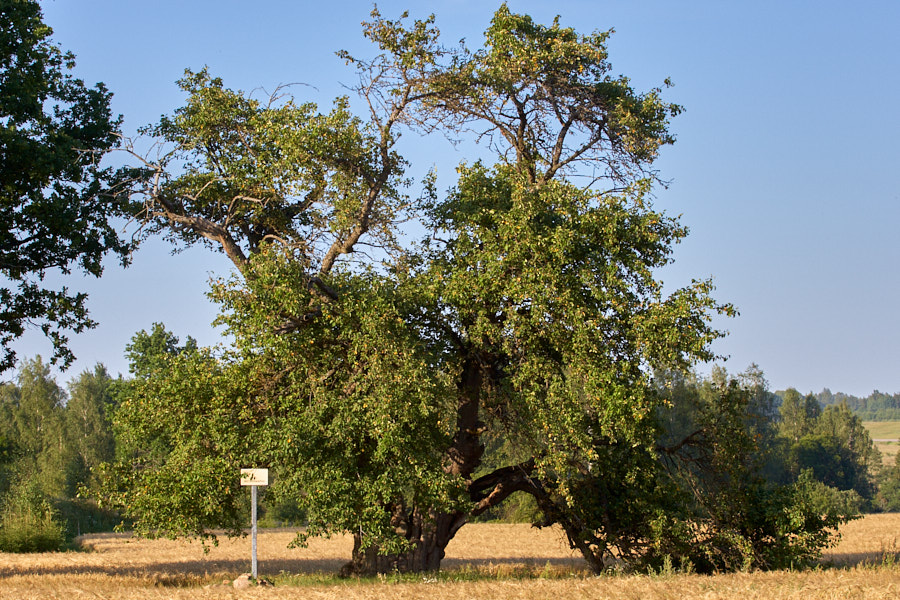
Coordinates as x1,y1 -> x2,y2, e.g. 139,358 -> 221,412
2,357 -> 73,497
0,0 -> 129,372
64,365 -> 116,489
778,388 -> 821,442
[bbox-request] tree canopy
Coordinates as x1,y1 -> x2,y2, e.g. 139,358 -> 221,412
101,6 -> 854,575
0,0 -> 128,372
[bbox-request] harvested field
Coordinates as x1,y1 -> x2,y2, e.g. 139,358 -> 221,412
0,516 -> 899,598
862,422 -> 900,441
863,422 -> 900,465
876,442 -> 898,466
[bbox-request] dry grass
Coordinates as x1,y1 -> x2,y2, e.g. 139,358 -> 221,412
875,442 -> 899,466
1,517 -> 900,599
862,422 -> 900,441
820,513 -> 900,567
861,422 -> 899,465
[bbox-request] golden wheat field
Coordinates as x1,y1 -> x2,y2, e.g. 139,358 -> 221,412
2,516 -> 900,599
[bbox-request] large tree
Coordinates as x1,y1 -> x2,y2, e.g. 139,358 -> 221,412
0,0 -> 129,372
104,7 -> 780,574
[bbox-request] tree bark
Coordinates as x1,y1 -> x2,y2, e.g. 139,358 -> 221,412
339,356 -> 491,576
339,509 -> 466,576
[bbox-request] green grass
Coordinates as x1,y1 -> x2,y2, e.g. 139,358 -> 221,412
266,562 -> 587,587
862,421 -> 900,440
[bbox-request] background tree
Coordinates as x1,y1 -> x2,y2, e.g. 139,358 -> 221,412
123,322 -> 197,379
804,404 -> 879,500
651,368 -> 857,571
778,388 -> 821,442
0,357 -> 122,549
64,365 -> 116,489
772,392 -> 880,504
813,388 -> 900,422
3,357 -> 73,498
876,452 -> 900,511
0,0 -> 129,372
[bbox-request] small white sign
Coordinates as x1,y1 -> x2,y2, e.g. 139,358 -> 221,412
240,468 -> 269,486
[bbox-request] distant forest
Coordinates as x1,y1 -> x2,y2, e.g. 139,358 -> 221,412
775,389 -> 900,422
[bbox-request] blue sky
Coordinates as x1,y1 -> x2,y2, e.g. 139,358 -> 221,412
12,0 -> 900,396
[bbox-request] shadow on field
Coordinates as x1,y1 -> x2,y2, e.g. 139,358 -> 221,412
0,555 -> 583,582
0,557 -> 345,580
442,557 -> 582,570
4,553 -> 891,583
821,551 -> 900,568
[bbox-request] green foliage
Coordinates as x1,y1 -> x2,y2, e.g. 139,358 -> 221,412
0,481 -> 66,553
103,6 -> 852,577
106,273 -> 461,551
124,322 -> 197,379
65,364 -> 117,489
0,356 -> 123,546
418,4 -> 681,184
102,343 -> 250,540
778,388 -> 821,441
117,65 -> 408,275
257,491 -> 306,528
876,452 -> 900,511
568,368 -> 859,574
1,357 -> 74,499
776,402 -> 880,503
54,497 -> 127,538
0,0 -> 129,371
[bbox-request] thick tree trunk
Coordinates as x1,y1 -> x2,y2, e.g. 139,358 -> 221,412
339,510 -> 465,576
446,355 -> 486,480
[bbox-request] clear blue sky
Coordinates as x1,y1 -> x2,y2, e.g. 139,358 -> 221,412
11,0 -> 900,397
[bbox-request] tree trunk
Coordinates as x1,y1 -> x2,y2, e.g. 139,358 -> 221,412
339,356 -> 493,576
339,509 -> 465,576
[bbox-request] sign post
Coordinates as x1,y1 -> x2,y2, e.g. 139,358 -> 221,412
240,468 -> 269,580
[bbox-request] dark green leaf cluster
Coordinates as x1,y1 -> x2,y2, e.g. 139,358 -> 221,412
646,370 -> 859,572
0,0 -> 129,371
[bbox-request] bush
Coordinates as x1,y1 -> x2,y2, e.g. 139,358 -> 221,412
0,487 -> 66,552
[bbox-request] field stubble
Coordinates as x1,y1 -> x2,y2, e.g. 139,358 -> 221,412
1,517 -> 899,598
862,422 -> 900,465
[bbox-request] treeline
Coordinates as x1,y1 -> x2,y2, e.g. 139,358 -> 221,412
0,325 -> 203,550
0,358 -> 122,551
813,389 -> 900,422
0,325 -> 294,552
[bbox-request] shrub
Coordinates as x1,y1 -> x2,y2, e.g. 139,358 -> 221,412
0,487 -> 66,552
